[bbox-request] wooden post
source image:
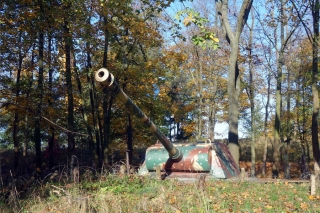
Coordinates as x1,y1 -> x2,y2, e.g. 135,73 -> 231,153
119,165 -> 126,175
314,162 -> 320,177
156,165 -> 161,179
126,150 -> 130,175
310,174 -> 316,195
240,168 -> 247,180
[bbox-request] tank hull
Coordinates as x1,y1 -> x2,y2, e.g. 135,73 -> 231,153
143,142 -> 240,178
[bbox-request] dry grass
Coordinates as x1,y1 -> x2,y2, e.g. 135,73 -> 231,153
1,173 -> 320,213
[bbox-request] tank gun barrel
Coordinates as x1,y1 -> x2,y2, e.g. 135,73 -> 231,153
95,68 -> 183,162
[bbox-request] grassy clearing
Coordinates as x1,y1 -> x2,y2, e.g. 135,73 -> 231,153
1,175 -> 320,213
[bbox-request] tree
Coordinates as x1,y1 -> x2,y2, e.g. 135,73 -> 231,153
245,11 -> 256,177
291,0 -> 320,169
215,0 -> 253,167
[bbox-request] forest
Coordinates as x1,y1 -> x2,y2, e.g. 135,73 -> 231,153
0,0 -> 320,185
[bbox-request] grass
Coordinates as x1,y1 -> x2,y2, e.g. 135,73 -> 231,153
1,174 -> 320,213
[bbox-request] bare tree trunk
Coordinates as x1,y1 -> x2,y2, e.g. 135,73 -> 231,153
92,77 -> 103,167
284,71 -> 291,179
23,43 -> 35,174
247,12 -> 255,177
13,31 -> 23,176
311,0 -> 320,166
272,0 -> 285,178
34,32 -> 44,175
208,70 -> 218,142
296,75 -> 306,156
197,51 -> 203,140
102,14 -> 112,166
127,114 -> 133,164
87,71 -> 101,166
64,20 -> 75,158
273,56 -> 282,178
291,0 -> 319,167
262,72 -> 270,176
48,33 -> 55,169
72,45 -> 95,156
215,0 -> 253,168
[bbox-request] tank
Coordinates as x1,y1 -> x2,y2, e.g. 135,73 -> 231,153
95,68 -> 239,178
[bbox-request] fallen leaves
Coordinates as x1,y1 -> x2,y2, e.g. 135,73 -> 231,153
265,205 -> 273,210
7,176 -> 320,213
300,202 -> 309,210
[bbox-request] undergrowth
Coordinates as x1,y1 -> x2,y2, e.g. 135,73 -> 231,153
1,174 -> 320,213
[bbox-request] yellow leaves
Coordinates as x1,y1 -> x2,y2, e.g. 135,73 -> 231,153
308,195 -> 320,200
145,61 -> 152,68
183,16 -> 195,26
209,34 -> 219,43
308,195 -> 315,200
264,205 -> 273,210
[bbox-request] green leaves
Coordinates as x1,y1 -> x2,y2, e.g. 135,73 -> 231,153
175,8 -> 219,49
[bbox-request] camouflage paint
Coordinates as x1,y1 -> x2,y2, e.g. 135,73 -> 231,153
144,142 -> 240,178
211,142 -> 240,178
145,144 -> 211,172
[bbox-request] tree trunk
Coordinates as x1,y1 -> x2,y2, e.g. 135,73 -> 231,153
102,14 -> 111,166
23,43 -> 35,174
90,75 -> 103,167
311,0 -> 320,166
34,32 -> 44,175
273,54 -> 282,178
13,31 -> 23,176
64,20 -> 75,158
284,72 -> 291,179
83,14 -> 100,164
296,75 -> 306,156
208,70 -> 218,142
87,70 -> 101,166
196,51 -> 203,140
248,12 -> 255,177
48,33 -> 55,169
273,0 -> 286,178
215,0 -> 253,168
127,114 -> 133,164
228,46 -> 240,168
102,95 -> 112,166
72,46 -> 94,155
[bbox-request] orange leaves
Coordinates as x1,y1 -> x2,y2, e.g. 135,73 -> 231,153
300,202 -> 309,210
168,196 -> 176,204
